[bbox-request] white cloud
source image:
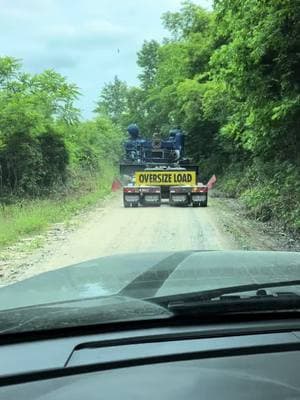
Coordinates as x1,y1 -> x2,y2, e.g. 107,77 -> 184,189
45,19 -> 127,38
0,0 -> 58,19
43,18 -> 134,51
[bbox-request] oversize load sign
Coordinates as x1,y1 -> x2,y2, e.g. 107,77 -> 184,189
135,171 -> 196,186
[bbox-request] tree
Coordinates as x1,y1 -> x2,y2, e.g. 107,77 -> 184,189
137,40 -> 160,90
0,58 -> 80,196
162,0 -> 211,40
210,0 -> 300,162
94,76 -> 129,125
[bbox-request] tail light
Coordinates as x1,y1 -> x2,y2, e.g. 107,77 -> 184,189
170,186 -> 190,194
192,186 -> 208,193
124,187 -> 140,193
140,187 -> 161,194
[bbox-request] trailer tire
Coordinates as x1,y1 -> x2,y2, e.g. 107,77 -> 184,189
192,202 -> 200,207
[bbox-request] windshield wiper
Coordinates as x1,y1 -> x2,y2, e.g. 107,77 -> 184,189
148,280 -> 300,315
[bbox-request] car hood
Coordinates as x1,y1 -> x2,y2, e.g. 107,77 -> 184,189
0,250 -> 300,311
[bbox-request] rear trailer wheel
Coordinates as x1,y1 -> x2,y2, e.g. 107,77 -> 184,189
123,199 -> 130,208
169,194 -> 189,207
192,202 -> 200,207
153,202 -> 161,207
141,197 -> 161,207
124,201 -> 139,208
200,199 -> 208,207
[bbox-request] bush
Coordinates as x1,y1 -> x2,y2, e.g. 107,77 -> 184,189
240,186 -> 278,222
0,117 -> 123,198
219,160 -> 300,233
0,132 -> 44,196
0,129 -> 70,196
38,129 -> 69,189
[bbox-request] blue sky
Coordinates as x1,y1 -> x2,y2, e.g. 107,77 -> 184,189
0,0 -> 212,118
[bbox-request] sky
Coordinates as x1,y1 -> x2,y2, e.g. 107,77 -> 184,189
0,0 -> 212,119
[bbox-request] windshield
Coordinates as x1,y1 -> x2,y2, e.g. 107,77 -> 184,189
0,0 -> 299,333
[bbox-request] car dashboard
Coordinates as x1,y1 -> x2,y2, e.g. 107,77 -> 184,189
0,319 -> 300,399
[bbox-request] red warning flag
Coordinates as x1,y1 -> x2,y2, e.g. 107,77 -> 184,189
111,178 -> 122,192
207,174 -> 217,189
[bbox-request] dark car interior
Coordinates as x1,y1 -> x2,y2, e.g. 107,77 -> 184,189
1,314 -> 300,400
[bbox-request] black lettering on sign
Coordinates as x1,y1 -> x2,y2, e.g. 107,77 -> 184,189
163,174 -> 169,183
137,172 -> 195,185
182,174 -> 191,183
176,174 -> 182,183
144,174 -> 149,183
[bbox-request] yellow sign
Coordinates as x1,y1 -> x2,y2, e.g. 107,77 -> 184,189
135,171 -> 196,186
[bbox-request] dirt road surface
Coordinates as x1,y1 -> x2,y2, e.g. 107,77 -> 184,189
1,192 -> 297,285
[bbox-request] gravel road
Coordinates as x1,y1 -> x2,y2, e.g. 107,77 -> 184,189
24,193 -> 236,275
2,191 -> 296,285
43,194 -> 235,262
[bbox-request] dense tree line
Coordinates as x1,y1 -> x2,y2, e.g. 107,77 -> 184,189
95,0 -> 300,232
0,57 -> 123,199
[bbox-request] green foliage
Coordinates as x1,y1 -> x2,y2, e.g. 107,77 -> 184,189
39,129 -> 69,188
0,57 -> 21,86
0,57 -> 79,196
210,0 -> 300,161
0,133 -> 43,195
219,161 -> 300,232
65,117 -> 123,170
137,40 -> 160,90
0,58 -> 122,201
162,0 -> 211,40
94,76 -> 129,126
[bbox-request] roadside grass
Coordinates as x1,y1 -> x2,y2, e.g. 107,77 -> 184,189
0,168 -> 115,249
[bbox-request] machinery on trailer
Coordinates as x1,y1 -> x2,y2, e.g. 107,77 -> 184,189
120,124 -> 208,208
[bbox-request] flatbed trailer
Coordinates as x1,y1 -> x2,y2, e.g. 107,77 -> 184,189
120,125 -> 208,208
